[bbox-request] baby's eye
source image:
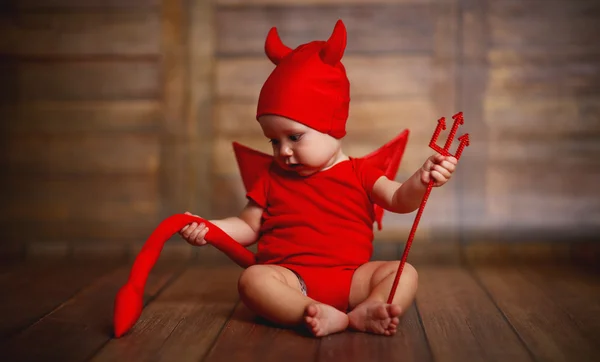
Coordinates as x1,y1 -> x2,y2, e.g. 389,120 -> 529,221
269,139 -> 279,145
289,134 -> 302,142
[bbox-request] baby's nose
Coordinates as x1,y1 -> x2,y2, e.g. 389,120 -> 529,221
280,145 -> 293,156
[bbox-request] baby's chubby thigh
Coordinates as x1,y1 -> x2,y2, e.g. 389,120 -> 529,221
236,264 -> 313,326
237,264 -> 304,302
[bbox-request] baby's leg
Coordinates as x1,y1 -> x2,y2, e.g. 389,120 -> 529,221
238,265 -> 348,336
347,261 -> 418,336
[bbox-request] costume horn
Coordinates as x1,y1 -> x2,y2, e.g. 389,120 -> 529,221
265,27 -> 292,65
320,19 -> 347,66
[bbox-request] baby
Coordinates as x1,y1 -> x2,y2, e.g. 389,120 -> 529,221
179,20 -> 457,337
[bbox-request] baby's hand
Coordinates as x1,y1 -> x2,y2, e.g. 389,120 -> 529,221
179,211 -> 209,246
420,154 -> 457,187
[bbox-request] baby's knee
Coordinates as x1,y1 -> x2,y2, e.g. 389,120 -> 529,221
385,261 -> 418,284
238,265 -> 265,294
403,263 -> 418,285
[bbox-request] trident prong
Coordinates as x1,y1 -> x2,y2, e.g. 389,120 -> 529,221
428,112 -> 469,160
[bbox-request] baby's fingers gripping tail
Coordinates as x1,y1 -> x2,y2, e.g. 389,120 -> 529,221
113,213 -> 256,338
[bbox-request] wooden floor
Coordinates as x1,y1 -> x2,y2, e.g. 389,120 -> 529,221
0,258 -> 598,362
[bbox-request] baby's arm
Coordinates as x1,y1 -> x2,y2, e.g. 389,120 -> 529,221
370,154 -> 457,214
180,200 -> 263,247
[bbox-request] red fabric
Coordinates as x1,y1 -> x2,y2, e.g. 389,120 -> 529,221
247,158 -> 385,311
236,130 -> 410,231
257,20 -> 350,139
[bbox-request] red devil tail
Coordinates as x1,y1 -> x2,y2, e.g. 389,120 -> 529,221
113,213 -> 256,338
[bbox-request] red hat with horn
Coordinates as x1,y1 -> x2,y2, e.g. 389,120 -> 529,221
256,19 -> 350,139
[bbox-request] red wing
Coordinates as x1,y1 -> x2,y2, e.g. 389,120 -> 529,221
359,130 -> 410,230
232,142 -> 274,191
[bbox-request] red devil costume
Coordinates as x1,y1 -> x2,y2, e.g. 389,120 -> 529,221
113,20 -> 410,338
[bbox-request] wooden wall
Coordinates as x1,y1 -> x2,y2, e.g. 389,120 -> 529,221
0,0 -> 598,261
0,0 -> 213,258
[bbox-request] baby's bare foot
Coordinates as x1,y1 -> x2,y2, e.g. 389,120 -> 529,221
347,301 -> 402,336
303,303 -> 349,337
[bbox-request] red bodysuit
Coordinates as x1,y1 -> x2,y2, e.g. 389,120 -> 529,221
247,158 -> 384,311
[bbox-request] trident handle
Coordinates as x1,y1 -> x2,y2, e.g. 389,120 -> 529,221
386,112 -> 469,304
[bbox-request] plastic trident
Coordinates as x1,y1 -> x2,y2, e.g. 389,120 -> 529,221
386,112 -> 470,303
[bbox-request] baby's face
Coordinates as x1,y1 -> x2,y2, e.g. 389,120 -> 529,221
258,115 -> 342,176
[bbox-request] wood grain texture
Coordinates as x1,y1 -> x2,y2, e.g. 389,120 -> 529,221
489,0 -> 600,50
215,56 -> 432,101
517,265 -> 600,339
454,0 -> 489,243
0,261 -> 123,339
0,12 -> 160,56
184,0 -> 215,219
317,303 -> 432,362
2,133 -> 160,175
216,4 -> 435,56
0,261 -> 184,362
484,94 -> 600,139
0,0 -> 159,9
0,175 -> 158,222
0,220 -> 160,244
203,302 -> 320,362
91,266 -> 241,362
463,242 -> 572,265
416,266 -> 533,362
472,266 -> 600,362
0,60 -> 160,101
159,0 -> 215,220
0,101 -> 161,134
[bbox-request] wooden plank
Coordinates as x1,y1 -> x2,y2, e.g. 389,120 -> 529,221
0,175 -> 158,222
182,0 -> 215,220
203,302 -> 320,362
415,266 -> 533,362
0,12 -> 160,56
489,0 -> 600,49
0,60 -> 160,101
484,94 -> 600,138
0,0 -> 159,9
2,133 -> 160,175
463,242 -> 573,265
0,219 -> 160,244
0,261 -> 124,339
90,266 -> 241,362
159,0 -> 215,221
215,56 -> 432,101
484,163 -> 600,233
473,266 -> 600,362
0,260 -> 185,362
317,303 -> 432,362
216,4 -> 435,56
215,99 -> 437,140
487,59 -> 600,97
456,0 -> 489,244
517,265 -> 600,339
0,101 -> 161,134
